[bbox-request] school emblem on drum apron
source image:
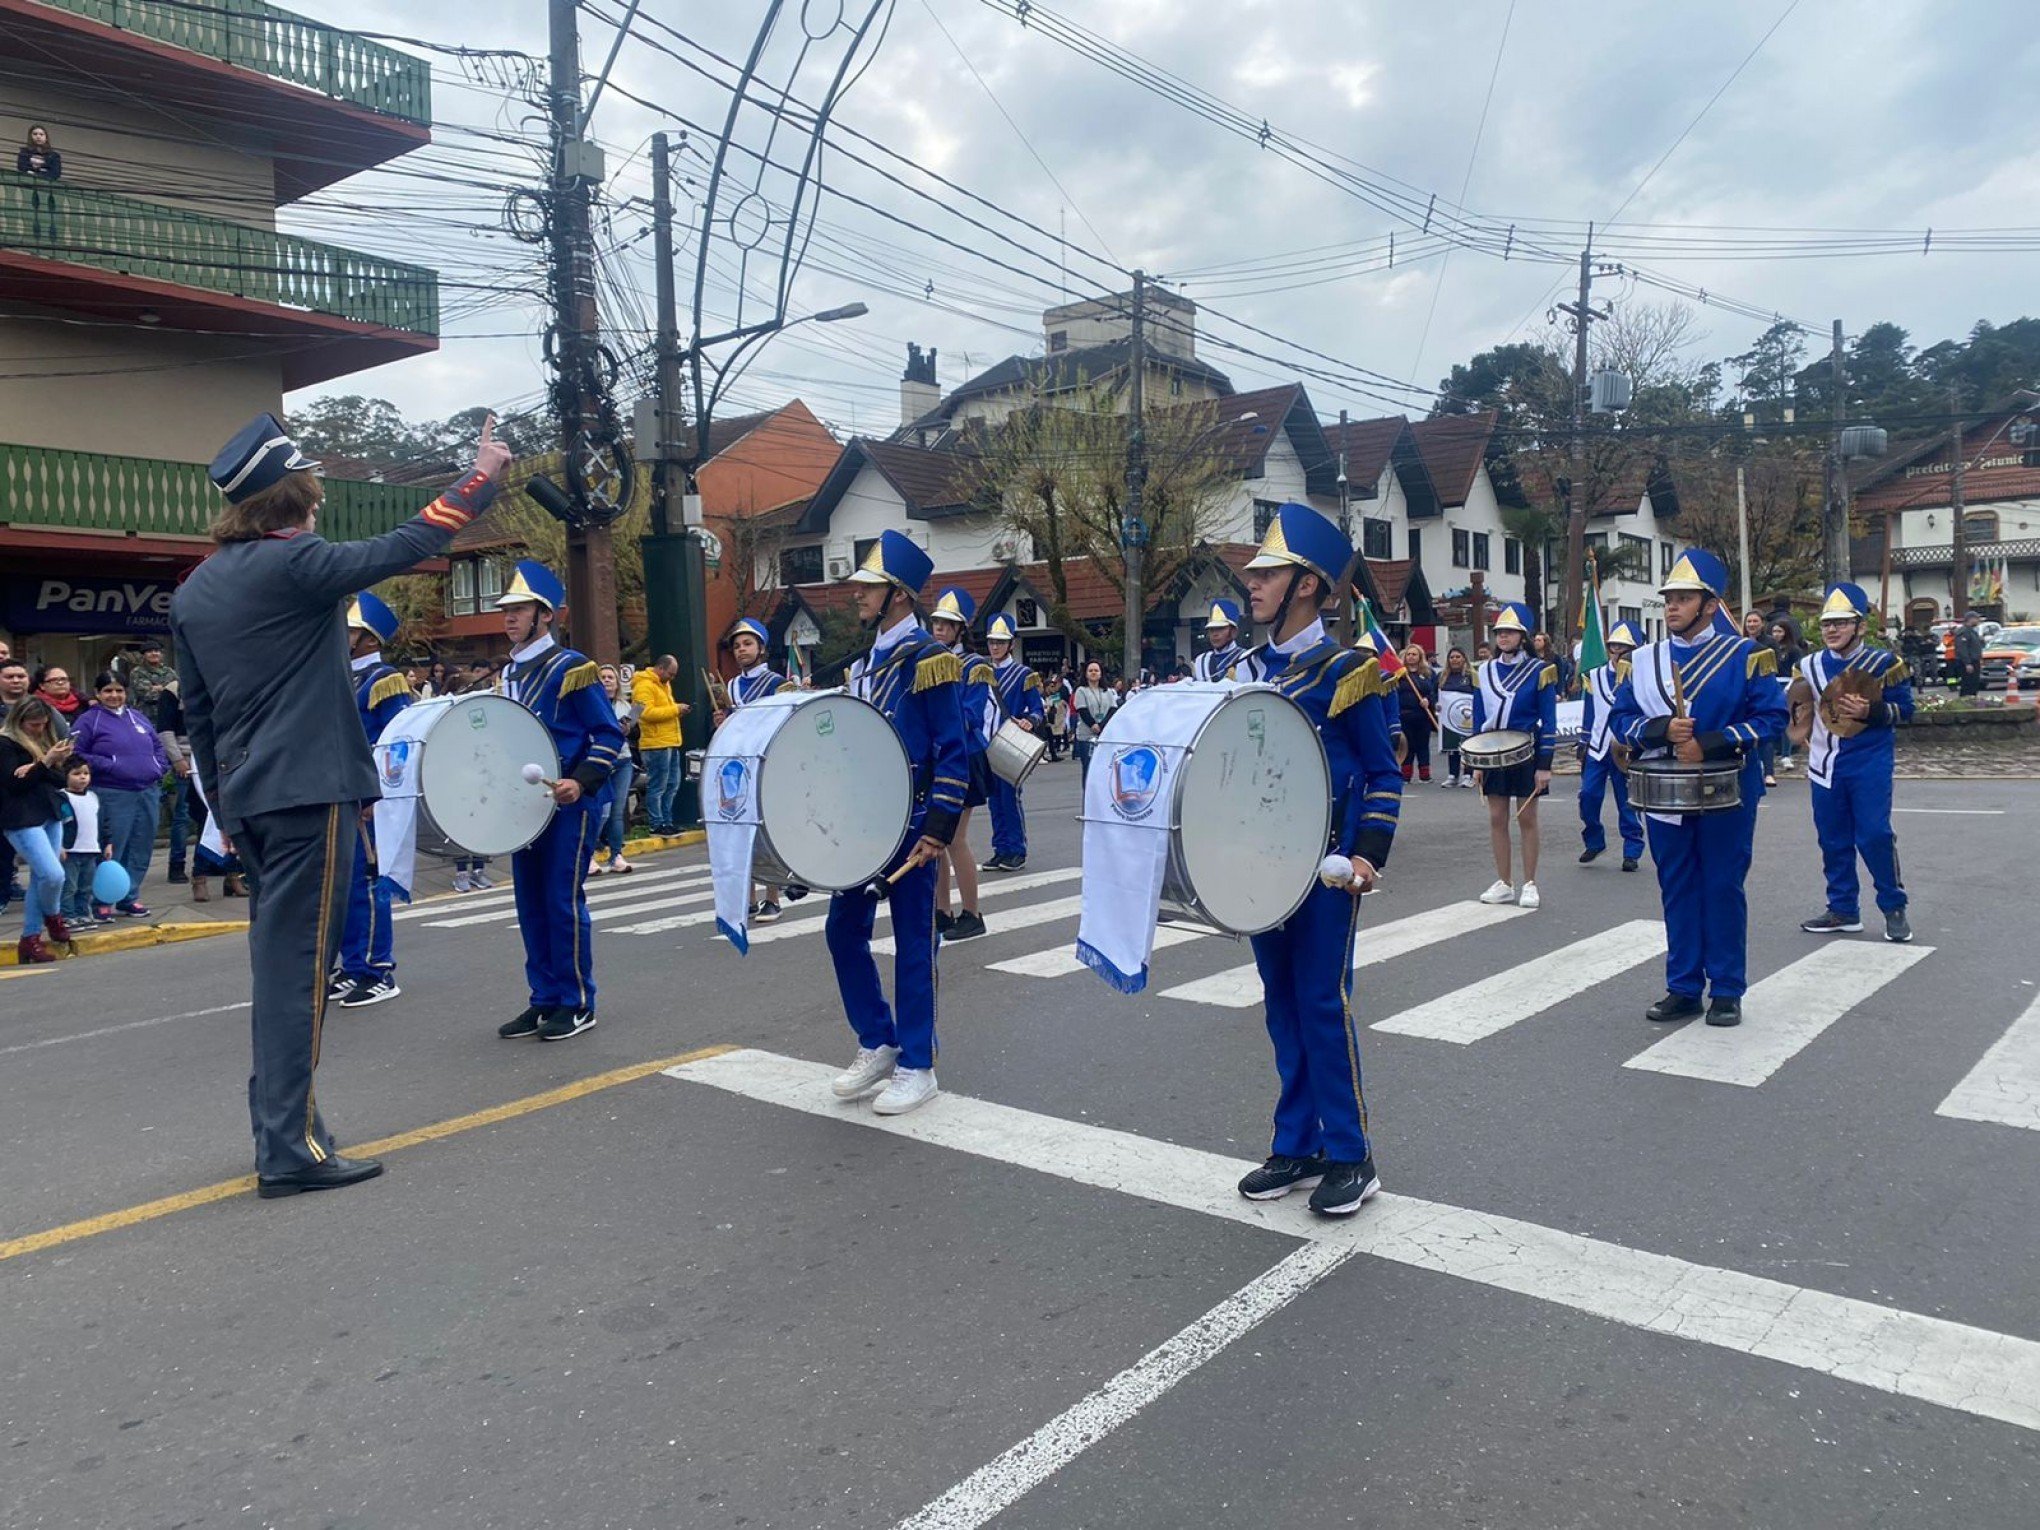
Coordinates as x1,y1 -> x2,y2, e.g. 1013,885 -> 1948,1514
716,758 -> 752,821
380,739 -> 412,789
1108,745 -> 1163,821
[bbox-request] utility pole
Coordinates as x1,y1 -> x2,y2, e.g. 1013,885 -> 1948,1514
547,0 -> 619,664
1823,318 -> 1848,585
1557,228 -> 1608,648
1736,463 -> 1753,617
1336,406 -> 1354,637
1121,271 -> 1148,681
1950,386 -> 1967,619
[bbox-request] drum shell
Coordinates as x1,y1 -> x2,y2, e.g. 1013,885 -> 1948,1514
1626,757 -> 1745,814
987,718 -> 1047,786
373,693 -> 560,858
1461,729 -> 1536,770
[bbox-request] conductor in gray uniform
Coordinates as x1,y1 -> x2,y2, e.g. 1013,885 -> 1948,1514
173,413 -> 510,1197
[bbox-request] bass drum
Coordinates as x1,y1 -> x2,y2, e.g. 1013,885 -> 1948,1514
703,690 -> 912,890
1089,683 -> 1331,936
373,692 -> 559,857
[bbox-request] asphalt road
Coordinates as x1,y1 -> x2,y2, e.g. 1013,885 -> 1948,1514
4,761 -> 2037,1529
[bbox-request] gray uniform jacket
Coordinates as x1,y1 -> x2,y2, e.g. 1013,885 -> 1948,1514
172,485 -> 487,830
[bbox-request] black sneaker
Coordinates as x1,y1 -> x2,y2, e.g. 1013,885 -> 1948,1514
339,976 -> 401,1009
1621,857 -> 1639,872
935,910 -> 956,936
1646,991 -> 1705,1023
1800,910 -> 1863,934
1238,1153 -> 1326,1200
326,974 -> 354,1001
979,854 -> 1012,872
167,866 -> 188,885
1884,909 -> 1913,944
1705,996 -> 1743,1028
498,1006 -> 544,1040
1578,847 -> 1602,864
1308,1158 -> 1382,1217
949,909 -> 987,940
539,1006 -> 596,1042
751,900 -> 783,925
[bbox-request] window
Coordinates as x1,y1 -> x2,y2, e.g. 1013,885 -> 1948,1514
1407,527 -> 1422,563
1253,499 -> 1281,539
1661,540 -> 1675,578
1169,372 -> 1183,397
1619,534 -> 1652,579
1451,528 -> 1470,568
1048,329 -> 1068,353
1361,517 -> 1392,560
478,559 -> 505,604
1963,511 -> 1999,543
1619,604 -> 1643,630
779,544 -> 824,585
448,560 -> 476,617
852,536 -> 881,571
1016,597 -> 1039,627
1504,537 -> 1522,575
1471,532 -> 1491,570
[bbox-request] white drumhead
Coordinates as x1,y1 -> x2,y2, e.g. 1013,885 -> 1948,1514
1436,690 -> 1475,735
409,694 -> 560,856
1175,689 -> 1331,933
757,693 -> 912,888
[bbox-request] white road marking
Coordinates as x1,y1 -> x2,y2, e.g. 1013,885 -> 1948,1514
1158,900 -> 1532,1009
668,1049 -> 2040,1439
421,884 -> 720,930
398,865 -> 705,923
894,1239 -> 1360,1530
876,895 -> 1082,955
1625,942 -> 1933,1087
1892,808 -> 2004,815
987,921 -> 1215,980
1371,920 -> 1666,1042
613,867 -> 1082,939
1937,992 -> 2040,1132
0,1002 -> 251,1058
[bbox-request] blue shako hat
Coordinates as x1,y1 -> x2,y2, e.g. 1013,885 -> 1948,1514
727,617 -> 770,647
1660,548 -> 1729,599
930,588 -> 977,626
1820,582 -> 1871,622
1243,503 -> 1354,588
1492,601 -> 1534,636
985,613 -> 1019,642
346,590 -> 400,645
496,560 -> 566,612
1607,620 -> 1647,649
210,413 -> 319,504
847,528 -> 933,596
1204,598 -> 1243,631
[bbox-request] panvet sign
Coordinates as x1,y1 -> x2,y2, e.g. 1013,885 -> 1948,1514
3,575 -> 175,635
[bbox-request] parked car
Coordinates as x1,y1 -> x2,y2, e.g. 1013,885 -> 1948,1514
1982,625 -> 2040,688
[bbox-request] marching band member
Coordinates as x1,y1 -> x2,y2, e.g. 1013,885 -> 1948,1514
1793,582 -> 1914,943
713,617 -> 791,923
492,562 -> 625,1043
331,590 -> 412,1008
827,530 -> 969,1116
1472,603 -> 1557,909
929,588 -> 991,941
1577,620 -> 1646,874
1230,504 -> 1401,1217
980,613 -> 1042,872
1192,599 -> 1247,681
1608,549 -> 1788,1028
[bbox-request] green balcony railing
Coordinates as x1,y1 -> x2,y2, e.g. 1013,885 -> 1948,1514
1,171 -> 438,336
1,442 -> 437,542
30,0 -> 431,123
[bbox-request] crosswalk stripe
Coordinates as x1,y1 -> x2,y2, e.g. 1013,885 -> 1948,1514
1936,992 -> 2040,1132
1159,901 -> 1532,1010
988,922 -> 1215,980
1371,920 -> 1666,1043
612,867 -> 1083,939
395,865 -> 704,922
875,895 -> 1085,956
1624,941 -> 1933,1087
417,870 -> 713,928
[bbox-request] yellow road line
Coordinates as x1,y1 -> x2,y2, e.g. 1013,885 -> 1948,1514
0,1044 -> 735,1264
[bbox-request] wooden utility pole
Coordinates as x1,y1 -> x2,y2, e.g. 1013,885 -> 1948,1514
1120,271 -> 1148,681
1950,387 -> 1967,619
1557,229 -> 1606,649
1823,319 -> 1849,585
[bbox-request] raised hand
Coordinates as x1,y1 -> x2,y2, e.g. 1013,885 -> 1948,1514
474,412 -> 513,482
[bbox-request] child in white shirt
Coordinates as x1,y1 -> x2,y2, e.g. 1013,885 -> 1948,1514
60,759 -> 104,926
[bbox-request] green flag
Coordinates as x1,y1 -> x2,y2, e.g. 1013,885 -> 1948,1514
1579,560 -> 1608,675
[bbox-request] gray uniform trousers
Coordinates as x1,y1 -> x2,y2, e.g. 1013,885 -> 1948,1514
238,800 -> 353,1176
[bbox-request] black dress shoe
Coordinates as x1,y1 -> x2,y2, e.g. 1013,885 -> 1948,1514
1578,847 -> 1602,864
1646,991 -> 1705,1023
258,1154 -> 384,1199
1621,857 -> 1639,872
498,1006 -> 544,1040
1705,996 -> 1743,1028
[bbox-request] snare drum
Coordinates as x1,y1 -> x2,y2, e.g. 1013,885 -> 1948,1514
1626,757 -> 1744,814
702,690 -> 912,890
1460,729 -> 1535,770
1088,683 -> 1331,936
373,693 -> 559,858
987,717 -> 1048,786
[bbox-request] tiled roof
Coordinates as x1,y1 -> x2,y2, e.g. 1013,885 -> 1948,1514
947,339 -> 1233,407
1408,412 -> 1497,507
1325,416 -> 1408,488
674,409 -> 775,463
863,439 -> 979,513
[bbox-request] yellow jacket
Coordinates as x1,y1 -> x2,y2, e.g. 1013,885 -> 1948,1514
631,668 -> 684,749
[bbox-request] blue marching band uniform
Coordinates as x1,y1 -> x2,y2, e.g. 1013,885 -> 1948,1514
726,618 -> 791,708
1192,599 -> 1247,682
493,562 -> 626,1039
982,613 -> 1043,870
333,590 -> 412,1002
826,531 -> 970,1115
1608,550 -> 1788,1026
1578,620 -> 1647,871
932,589 -> 998,811
1229,504 -> 1402,1216
1471,602 -> 1559,799
1796,582 -> 1914,941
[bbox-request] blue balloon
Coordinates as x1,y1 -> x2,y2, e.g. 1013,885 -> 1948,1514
92,861 -> 132,906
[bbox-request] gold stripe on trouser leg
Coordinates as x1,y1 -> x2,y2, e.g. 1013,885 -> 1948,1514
304,803 -> 343,1163
569,807 -> 591,1009
360,818 -> 379,971
1338,893 -> 1369,1142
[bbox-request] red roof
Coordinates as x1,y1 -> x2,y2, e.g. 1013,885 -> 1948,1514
1325,416 -> 1409,487
1408,412 -> 1496,507
862,439 -> 979,513
1013,556 -> 1139,622
1367,557 -> 1418,612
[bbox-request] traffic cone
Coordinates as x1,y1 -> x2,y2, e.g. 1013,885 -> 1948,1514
2009,663 -> 2025,705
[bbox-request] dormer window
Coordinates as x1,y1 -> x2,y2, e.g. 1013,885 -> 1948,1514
1048,330 -> 1068,353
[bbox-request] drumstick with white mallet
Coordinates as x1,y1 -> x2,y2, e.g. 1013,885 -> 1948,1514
521,761 -> 557,790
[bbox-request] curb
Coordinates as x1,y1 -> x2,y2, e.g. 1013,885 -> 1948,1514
622,829 -> 706,855
1,919 -> 249,968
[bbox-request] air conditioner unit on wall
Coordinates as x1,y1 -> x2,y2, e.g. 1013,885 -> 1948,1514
827,557 -> 850,579
991,537 -> 1018,562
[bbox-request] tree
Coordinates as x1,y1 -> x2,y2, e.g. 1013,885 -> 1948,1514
1727,320 -> 1807,424
290,395 -> 425,467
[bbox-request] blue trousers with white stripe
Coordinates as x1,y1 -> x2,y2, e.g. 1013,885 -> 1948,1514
511,793 -> 604,1012
337,821 -> 394,981
1250,881 -> 1370,1164
826,851 -> 939,1069
1812,767 -> 1905,920
1579,751 -> 1644,860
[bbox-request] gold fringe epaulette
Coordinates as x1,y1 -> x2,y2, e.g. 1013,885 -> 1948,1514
1540,663 -> 1559,688
1883,658 -> 1909,687
964,656 -> 995,684
558,659 -> 601,696
1749,646 -> 1778,678
1615,657 -> 1632,683
367,672 -> 412,709
1024,670 -> 1043,692
914,651 -> 962,692
1328,655 -> 1388,718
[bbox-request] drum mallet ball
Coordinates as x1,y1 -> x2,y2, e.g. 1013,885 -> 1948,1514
521,762 -> 556,788
1319,853 -> 1355,889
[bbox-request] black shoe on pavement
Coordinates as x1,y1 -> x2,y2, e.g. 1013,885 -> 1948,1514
498,1006 -> 544,1040
1800,909 -> 1863,934
1621,857 -> 1639,872
257,1154 -> 385,1199
167,865 -> 188,885
1646,991 -> 1705,1023
1308,1158 -> 1382,1217
1578,847 -> 1602,864
339,976 -> 401,1009
327,974 -> 354,1002
935,910 -> 956,936
1705,996 -> 1743,1028
539,1006 -> 596,1042
1884,909 -> 1913,943
979,854 -> 1012,872
949,909 -> 987,940
750,900 -> 783,925
1238,1153 -> 1327,1200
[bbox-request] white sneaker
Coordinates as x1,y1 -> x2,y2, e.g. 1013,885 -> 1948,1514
471,869 -> 494,890
830,1044 -> 900,1100
1518,880 -> 1541,911
452,870 -> 472,893
872,1066 -> 938,1116
1478,879 -> 1516,905
607,855 -> 633,874
587,857 -> 606,876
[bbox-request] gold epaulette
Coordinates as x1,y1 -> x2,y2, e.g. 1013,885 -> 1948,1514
558,660 -> 601,696
914,651 -> 962,692
1615,657 -> 1632,683
1540,663 -> 1559,688
1749,646 -> 1777,678
367,672 -> 412,710
1883,659 -> 1910,688
1329,655 -> 1388,718
1024,670 -> 1043,692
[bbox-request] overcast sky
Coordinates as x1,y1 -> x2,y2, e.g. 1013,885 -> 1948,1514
305,0 -> 2039,438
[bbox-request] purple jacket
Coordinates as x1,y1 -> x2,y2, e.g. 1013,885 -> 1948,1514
71,704 -> 170,791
